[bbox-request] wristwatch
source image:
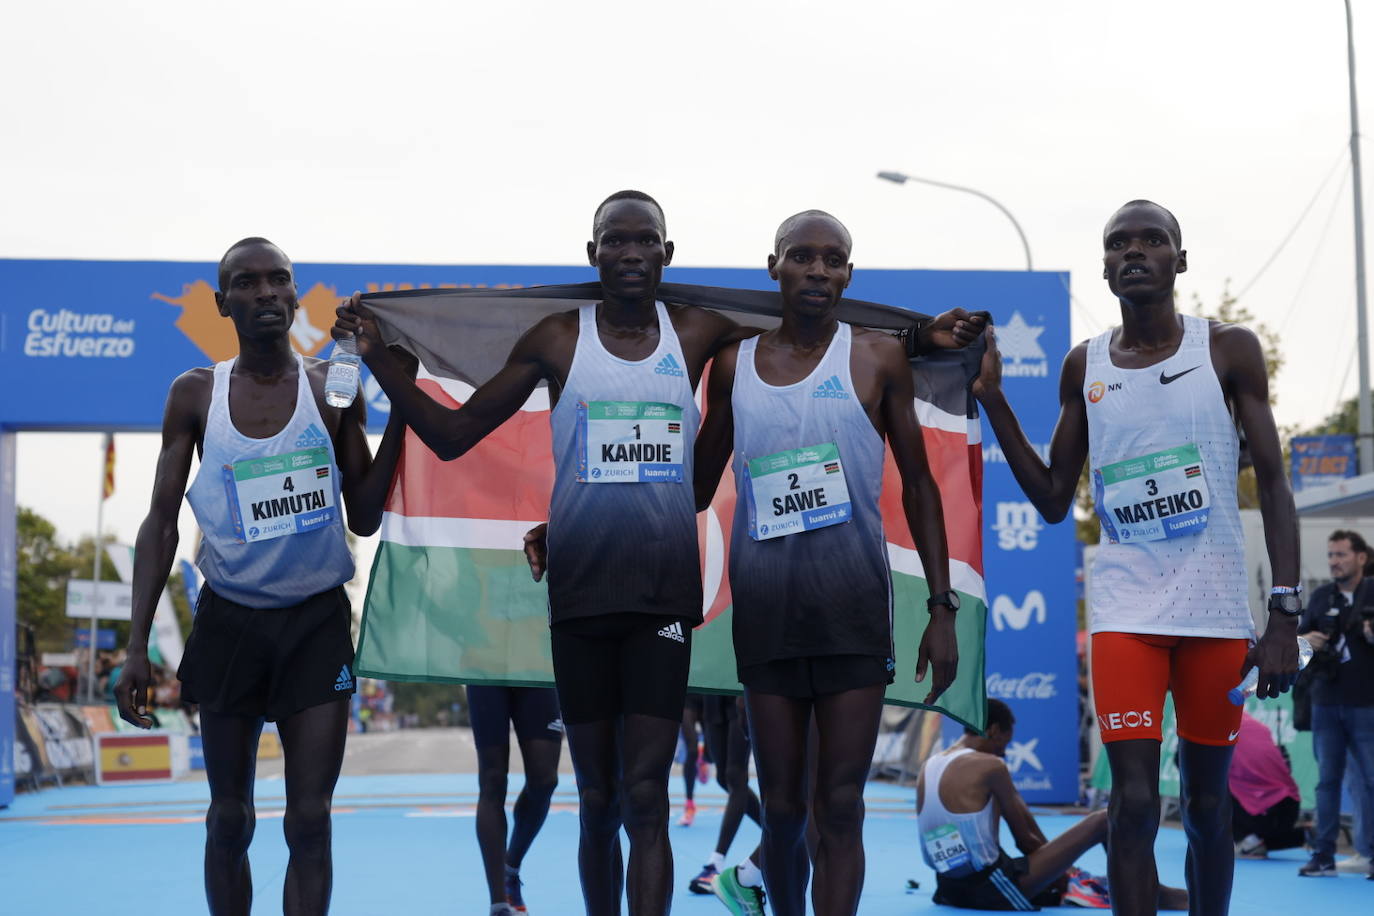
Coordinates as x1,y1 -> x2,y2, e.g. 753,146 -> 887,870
1267,587 -> 1303,617
927,590 -> 961,613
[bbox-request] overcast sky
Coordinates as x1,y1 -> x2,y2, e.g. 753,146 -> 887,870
5,0 -> 1373,550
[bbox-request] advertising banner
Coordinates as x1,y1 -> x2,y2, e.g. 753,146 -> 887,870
65,580 -> 133,621
971,301 -> 1078,803
1290,435 -> 1357,492
74,628 -> 117,650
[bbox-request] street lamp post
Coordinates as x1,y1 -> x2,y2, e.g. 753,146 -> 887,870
876,170 -> 1034,271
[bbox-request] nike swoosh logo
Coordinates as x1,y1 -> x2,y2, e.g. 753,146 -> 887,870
1228,729 -> 1240,742
1160,366 -> 1201,385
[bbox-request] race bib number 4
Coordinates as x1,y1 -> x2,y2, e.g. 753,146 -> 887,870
745,442 -> 852,541
1093,443 -> 1210,543
923,823 -> 972,874
576,401 -> 685,483
223,447 -> 338,544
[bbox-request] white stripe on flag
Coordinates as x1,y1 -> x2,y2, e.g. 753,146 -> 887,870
887,546 -> 986,600
380,513 -> 548,550
914,397 -> 981,444
416,364 -> 550,412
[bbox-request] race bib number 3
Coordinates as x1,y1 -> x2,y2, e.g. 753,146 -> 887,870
222,447 -> 338,544
576,400 -> 685,483
923,823 -> 972,874
745,442 -> 852,541
1093,443 -> 1210,543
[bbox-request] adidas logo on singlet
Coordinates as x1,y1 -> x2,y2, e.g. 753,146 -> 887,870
654,353 -> 685,377
333,664 -> 354,692
657,621 -> 686,643
296,423 -> 329,449
812,374 -> 850,399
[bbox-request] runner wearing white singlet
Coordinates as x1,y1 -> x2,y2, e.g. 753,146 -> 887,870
972,200 -> 1300,916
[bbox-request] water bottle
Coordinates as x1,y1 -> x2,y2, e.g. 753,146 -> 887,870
324,337 -> 360,408
1227,637 -> 1313,705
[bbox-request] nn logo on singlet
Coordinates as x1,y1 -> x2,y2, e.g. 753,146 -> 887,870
295,423 -> 328,449
812,375 -> 851,399
654,353 -> 685,377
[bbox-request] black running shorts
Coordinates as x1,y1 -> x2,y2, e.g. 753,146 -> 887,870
178,585 -> 355,722
549,612 -> 692,725
932,850 -> 1062,911
467,685 -> 564,749
739,654 -> 894,699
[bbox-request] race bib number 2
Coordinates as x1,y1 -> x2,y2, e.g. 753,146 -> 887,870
223,447 -> 338,544
1093,443 -> 1211,543
576,400 -> 685,483
745,442 -> 852,541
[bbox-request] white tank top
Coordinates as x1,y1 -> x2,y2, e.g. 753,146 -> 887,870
546,302 -> 702,624
1084,315 -> 1251,638
917,748 -> 1002,877
187,354 -> 354,608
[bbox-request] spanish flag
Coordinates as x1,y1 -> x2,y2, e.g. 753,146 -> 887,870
101,433 -> 115,500
96,733 -> 172,784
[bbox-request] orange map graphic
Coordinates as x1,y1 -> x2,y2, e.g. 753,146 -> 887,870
151,280 -> 342,363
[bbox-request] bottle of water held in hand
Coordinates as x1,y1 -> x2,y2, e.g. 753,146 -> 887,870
324,337 -> 360,408
1228,637 -> 1313,705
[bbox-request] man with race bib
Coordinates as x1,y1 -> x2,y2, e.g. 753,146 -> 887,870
973,200 -> 1301,916
115,238 -> 410,916
694,210 -> 976,916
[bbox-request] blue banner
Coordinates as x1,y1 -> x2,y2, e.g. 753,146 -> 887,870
1,259 -> 1075,802
74,628 -> 117,650
1290,434 -> 1357,492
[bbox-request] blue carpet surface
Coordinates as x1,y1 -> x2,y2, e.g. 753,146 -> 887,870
1,774 -> 1367,913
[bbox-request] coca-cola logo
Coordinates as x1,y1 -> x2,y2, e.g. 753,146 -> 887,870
985,672 -> 1058,700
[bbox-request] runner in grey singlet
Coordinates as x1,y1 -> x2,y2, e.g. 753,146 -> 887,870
728,321 -> 892,669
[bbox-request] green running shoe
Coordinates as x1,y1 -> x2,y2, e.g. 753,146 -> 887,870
712,865 -> 767,915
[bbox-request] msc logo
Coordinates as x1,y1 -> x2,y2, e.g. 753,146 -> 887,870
1098,709 -> 1154,732
152,280 -> 345,363
1086,380 -> 1123,403
992,501 -> 1043,550
990,590 -> 1046,631
994,312 -> 1047,378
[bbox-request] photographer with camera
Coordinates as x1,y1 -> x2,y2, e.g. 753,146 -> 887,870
1296,529 -> 1374,878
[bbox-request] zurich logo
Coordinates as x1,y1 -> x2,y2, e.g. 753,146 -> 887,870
295,422 -> 329,449
654,353 -> 685,377
591,467 -> 602,478
812,374 -> 850,399
248,527 -> 260,538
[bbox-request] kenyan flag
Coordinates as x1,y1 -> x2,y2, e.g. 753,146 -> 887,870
355,284 -> 987,728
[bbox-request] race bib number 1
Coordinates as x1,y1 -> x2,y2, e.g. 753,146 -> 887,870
576,400 -> 685,483
745,442 -> 852,541
223,447 -> 338,544
1093,443 -> 1211,543
923,823 -> 972,874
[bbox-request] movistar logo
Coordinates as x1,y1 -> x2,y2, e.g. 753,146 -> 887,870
333,664 -> 354,692
296,423 -> 328,448
654,353 -> 685,377
812,375 -> 850,399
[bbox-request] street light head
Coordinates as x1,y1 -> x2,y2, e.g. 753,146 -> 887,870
876,171 -> 909,184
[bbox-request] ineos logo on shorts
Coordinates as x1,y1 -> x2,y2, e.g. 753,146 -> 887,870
1098,710 -> 1154,731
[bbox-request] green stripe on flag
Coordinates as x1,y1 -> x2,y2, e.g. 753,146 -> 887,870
357,541 -> 987,727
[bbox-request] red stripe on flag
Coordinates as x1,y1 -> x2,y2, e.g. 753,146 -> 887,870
878,425 -> 983,576
388,380 -> 554,521
102,736 -> 169,748
101,768 -> 172,781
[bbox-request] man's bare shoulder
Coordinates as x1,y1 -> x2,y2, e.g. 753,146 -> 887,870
666,302 -> 737,333
164,367 -> 213,424
851,325 -> 905,357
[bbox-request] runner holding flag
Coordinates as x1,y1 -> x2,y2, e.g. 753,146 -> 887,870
972,200 -> 1301,916
692,210 -> 969,916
